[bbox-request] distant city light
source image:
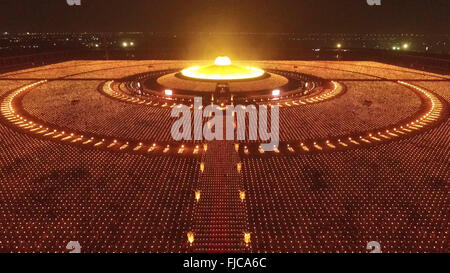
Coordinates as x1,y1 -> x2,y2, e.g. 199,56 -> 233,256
122,42 -> 128,47
130,42 -> 134,46
403,43 -> 409,49
337,43 -> 342,48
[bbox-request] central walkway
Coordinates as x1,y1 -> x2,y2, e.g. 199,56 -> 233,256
191,141 -> 251,252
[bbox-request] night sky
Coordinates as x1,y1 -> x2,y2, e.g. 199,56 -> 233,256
0,0 -> 448,34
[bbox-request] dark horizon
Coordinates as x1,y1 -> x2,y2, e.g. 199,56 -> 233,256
0,0 -> 449,34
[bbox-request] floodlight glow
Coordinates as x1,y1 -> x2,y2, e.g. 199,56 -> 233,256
181,56 -> 265,81
214,56 -> 232,66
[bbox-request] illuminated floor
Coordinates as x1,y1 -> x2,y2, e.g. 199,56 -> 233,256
0,60 -> 448,252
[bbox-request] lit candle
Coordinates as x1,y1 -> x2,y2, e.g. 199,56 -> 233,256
243,232 -> 251,245
195,190 -> 201,202
239,190 -> 246,202
187,232 -> 194,245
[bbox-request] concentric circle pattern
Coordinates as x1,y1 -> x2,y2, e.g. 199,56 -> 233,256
0,60 -> 448,253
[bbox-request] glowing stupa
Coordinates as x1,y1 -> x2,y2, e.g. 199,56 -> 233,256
181,56 -> 265,81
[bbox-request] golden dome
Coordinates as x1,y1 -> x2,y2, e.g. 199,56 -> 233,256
181,56 -> 265,81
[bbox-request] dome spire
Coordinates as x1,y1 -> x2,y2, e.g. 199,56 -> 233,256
214,56 -> 232,66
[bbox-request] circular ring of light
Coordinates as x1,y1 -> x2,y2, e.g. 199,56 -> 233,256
181,57 -> 265,81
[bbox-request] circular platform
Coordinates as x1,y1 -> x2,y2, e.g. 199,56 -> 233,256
180,56 -> 266,81
157,71 -> 289,93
